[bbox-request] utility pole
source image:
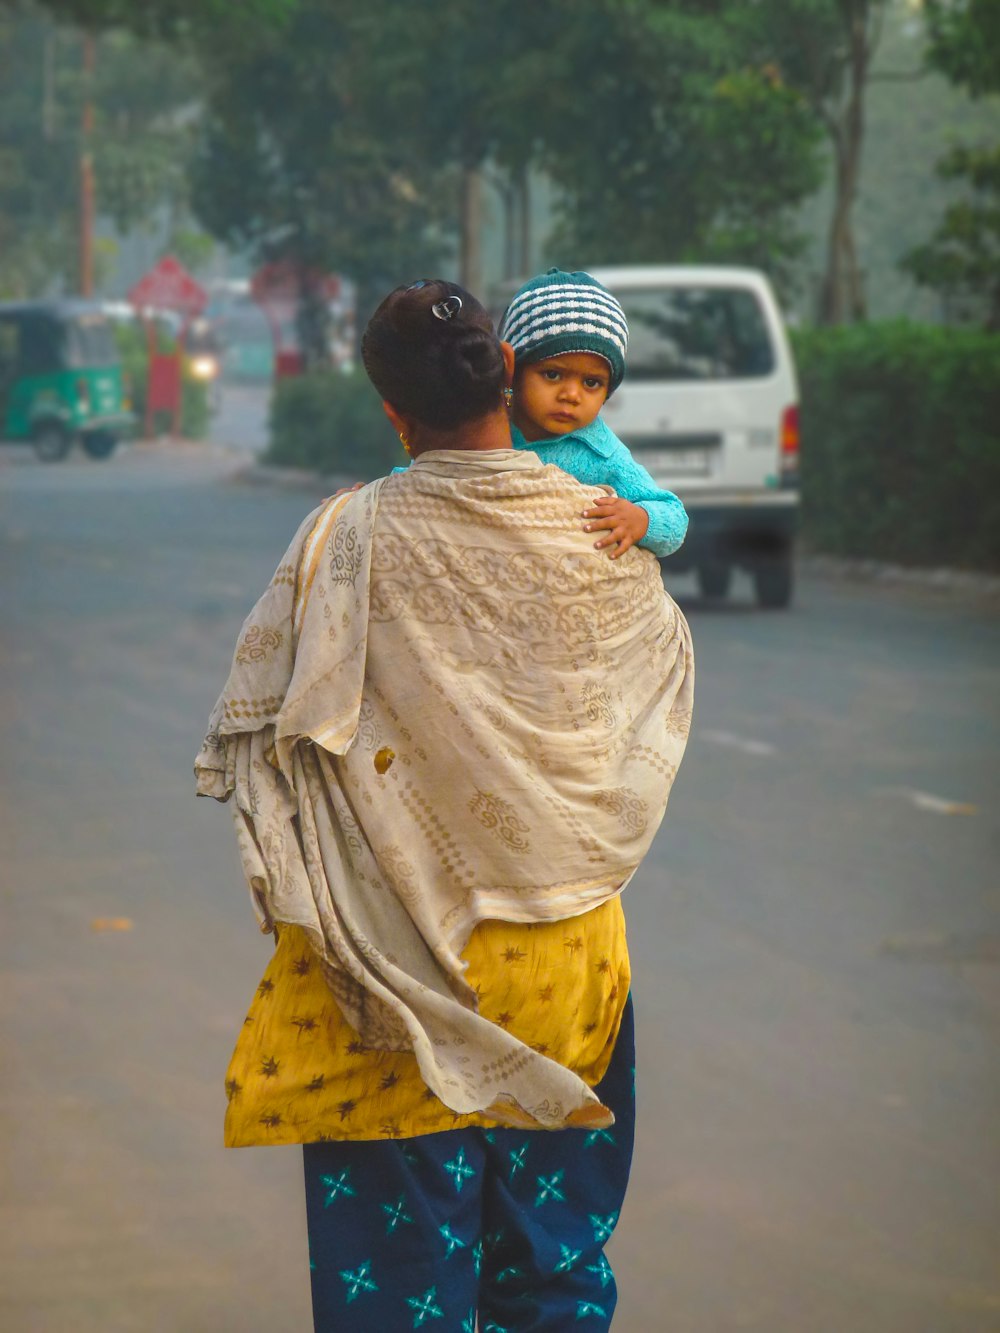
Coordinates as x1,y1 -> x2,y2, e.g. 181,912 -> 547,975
459,166 -> 483,297
79,31 -> 95,297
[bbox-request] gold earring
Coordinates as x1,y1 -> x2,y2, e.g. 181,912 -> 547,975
399,433 -> 411,455
503,387 -> 513,408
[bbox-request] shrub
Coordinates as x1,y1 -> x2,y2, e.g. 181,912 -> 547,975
266,369 -> 400,478
793,322 -> 1000,570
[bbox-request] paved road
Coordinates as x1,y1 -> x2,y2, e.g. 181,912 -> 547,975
2,444 -> 998,1333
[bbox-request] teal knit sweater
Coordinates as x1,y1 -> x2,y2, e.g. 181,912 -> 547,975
391,418 -> 688,559
510,418 -> 688,559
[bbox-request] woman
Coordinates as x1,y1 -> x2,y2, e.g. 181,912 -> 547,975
195,279 -> 693,1331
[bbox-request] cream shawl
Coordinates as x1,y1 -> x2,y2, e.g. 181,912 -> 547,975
195,449 -> 693,1128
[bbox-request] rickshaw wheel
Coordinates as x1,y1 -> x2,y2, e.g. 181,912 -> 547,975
32,422 -> 72,463
82,430 -> 118,460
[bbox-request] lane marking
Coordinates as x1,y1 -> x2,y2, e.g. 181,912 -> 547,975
881,787 -> 978,816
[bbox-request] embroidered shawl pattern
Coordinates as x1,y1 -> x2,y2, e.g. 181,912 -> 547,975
195,450 -> 693,1128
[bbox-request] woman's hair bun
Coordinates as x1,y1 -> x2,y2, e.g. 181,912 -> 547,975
452,328 -> 503,381
362,280 -> 506,430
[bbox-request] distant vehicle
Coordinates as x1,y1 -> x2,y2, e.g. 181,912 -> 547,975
0,300 -> 134,461
216,299 -> 277,382
185,316 -> 223,410
588,265 -> 800,607
494,265 -> 800,608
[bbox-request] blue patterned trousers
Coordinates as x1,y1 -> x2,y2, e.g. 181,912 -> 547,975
303,997 -> 635,1331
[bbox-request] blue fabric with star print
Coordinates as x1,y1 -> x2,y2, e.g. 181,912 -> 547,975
302,998 -> 635,1331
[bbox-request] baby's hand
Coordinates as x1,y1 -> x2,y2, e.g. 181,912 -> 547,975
582,497 -> 649,558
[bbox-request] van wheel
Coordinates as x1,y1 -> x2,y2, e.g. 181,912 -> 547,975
753,557 -> 794,609
32,422 -> 72,462
82,430 -> 118,460
697,562 -> 732,600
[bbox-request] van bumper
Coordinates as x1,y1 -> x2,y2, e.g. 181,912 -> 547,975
663,492 -> 798,572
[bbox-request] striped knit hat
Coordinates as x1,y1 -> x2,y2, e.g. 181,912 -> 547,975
499,268 -> 629,392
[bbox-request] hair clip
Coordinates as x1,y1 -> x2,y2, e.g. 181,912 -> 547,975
431,296 -> 463,321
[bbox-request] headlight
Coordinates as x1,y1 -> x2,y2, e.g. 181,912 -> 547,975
191,355 -> 219,380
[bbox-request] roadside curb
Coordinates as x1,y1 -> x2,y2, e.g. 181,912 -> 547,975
800,552 -> 1000,600
241,462 -> 1000,600
233,460 -> 360,492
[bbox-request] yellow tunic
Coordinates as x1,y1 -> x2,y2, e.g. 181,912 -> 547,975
225,897 -> 630,1147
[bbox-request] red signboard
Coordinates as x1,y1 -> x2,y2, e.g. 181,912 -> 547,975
251,260 -> 340,311
128,255 -> 207,319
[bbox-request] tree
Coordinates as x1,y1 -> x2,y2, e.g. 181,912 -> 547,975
496,0 -> 825,295
188,1 -> 453,360
923,0 -> 1000,95
0,9 -> 80,295
347,0 -> 554,292
15,0 -> 296,43
732,0 -> 906,324
900,0 -> 1000,328
0,2 -> 239,298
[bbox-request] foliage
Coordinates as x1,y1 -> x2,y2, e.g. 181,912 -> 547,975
0,9 -> 79,295
923,0 -> 1000,95
88,28 -> 202,234
186,0 -> 830,314
0,4 -> 213,296
19,0 -> 295,43
266,370 -> 399,478
113,318 -> 209,439
189,0 -> 452,346
901,0 -> 1000,328
900,144 -> 1000,329
793,321 -> 1000,568
730,0 -> 895,323
531,1 -> 824,294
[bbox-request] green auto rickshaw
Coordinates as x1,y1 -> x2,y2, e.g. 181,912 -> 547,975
0,300 -> 134,461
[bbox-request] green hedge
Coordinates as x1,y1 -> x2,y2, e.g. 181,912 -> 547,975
266,370 -> 401,478
793,322 -> 1000,570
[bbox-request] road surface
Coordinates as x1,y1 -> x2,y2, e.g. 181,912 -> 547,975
2,441 -> 998,1332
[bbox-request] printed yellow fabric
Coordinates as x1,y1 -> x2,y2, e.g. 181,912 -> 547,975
225,897 -> 630,1148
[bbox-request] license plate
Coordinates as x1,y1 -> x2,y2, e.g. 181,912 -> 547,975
649,449 -> 711,477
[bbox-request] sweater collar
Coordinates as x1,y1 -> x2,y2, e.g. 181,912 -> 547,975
510,416 -> 616,459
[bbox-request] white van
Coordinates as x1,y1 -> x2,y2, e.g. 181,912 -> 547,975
497,265 -> 800,607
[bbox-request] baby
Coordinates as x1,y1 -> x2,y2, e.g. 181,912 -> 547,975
499,267 -> 688,559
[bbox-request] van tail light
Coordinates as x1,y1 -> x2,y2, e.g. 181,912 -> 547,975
76,377 -> 90,409
780,404 -> 799,483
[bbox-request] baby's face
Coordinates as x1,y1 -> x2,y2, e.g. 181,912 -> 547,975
513,352 -> 610,442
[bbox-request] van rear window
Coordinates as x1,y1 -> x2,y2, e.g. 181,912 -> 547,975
616,287 -> 775,381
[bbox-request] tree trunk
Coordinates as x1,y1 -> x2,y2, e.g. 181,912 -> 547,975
460,166 -> 483,296
295,269 -> 332,372
517,165 -> 532,277
78,32 -> 96,297
818,7 -> 871,325
501,177 -> 516,281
